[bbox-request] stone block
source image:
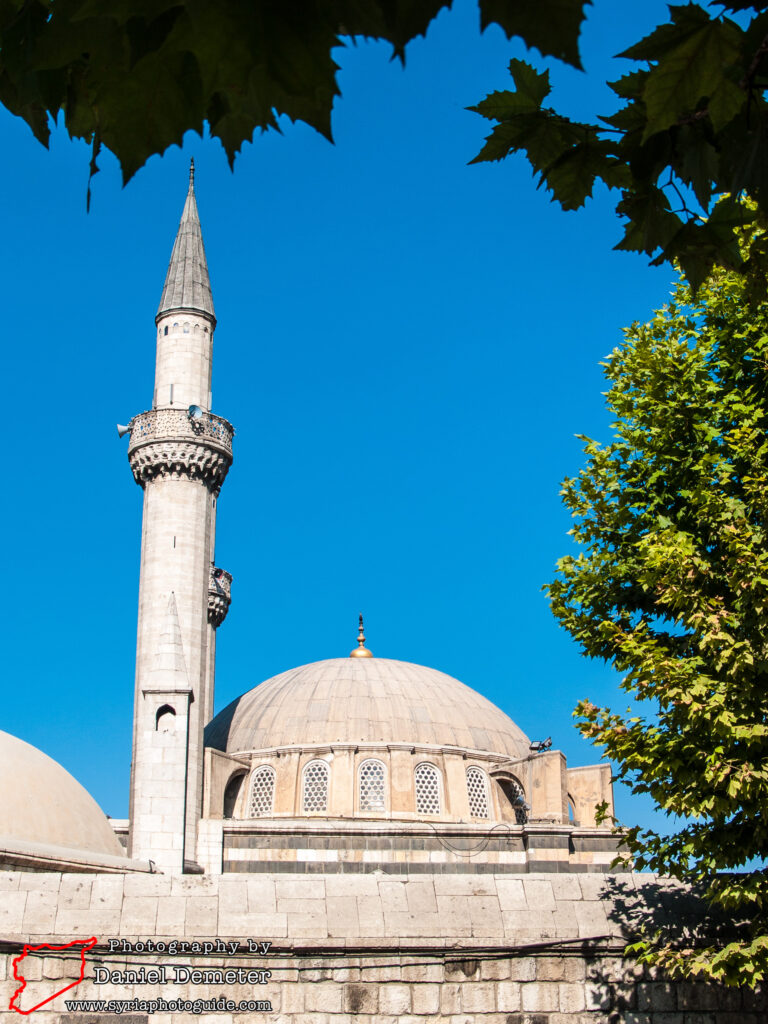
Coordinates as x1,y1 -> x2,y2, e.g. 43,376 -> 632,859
521,981 -> 560,1012
523,879 -> 556,908
275,878 -> 325,900
436,894 -> 472,935
574,899 -> 610,938
280,983 -> 305,1013
22,891 -> 57,933
405,881 -> 437,914
678,983 -> 720,1011
585,980 -> 614,1011
508,958 -> 536,982
480,959 -> 511,981
384,911 -> 441,938
304,982 -> 342,1012
559,982 -> 586,1012
326,896 -> 359,937
58,876 -> 93,908
379,983 -> 411,1015
356,895 -> 385,936
637,981 -> 677,1011
401,962 -> 443,983
460,981 -> 496,1012
155,895 -> 186,934
122,895 -> 159,933
124,872 -> 171,897
90,875 -> 125,908
344,982 -> 378,1014
440,982 -> 462,1014
496,879 -> 527,911
469,895 -> 504,937
495,980 -> 521,1010
184,896 -> 218,935
246,877 -> 277,912
549,875 -> 583,900
18,873 -> 59,893
378,881 -> 408,913
411,983 -> 440,1014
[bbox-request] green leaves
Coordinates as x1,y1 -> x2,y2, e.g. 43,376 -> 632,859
470,59 -> 625,209
479,0 -> 590,69
0,0 -> 593,191
470,3 -> 768,289
548,224 -> 768,984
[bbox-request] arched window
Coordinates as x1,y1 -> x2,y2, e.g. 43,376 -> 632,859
466,766 -> 489,818
498,776 -> 527,825
302,760 -> 329,813
248,765 -> 275,817
183,322 -> 190,333
163,325 -> 168,336
155,704 -> 176,733
414,762 -> 441,815
223,771 -> 246,818
359,759 -> 385,812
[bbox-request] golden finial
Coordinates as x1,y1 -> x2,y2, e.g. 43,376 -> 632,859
350,613 -> 373,658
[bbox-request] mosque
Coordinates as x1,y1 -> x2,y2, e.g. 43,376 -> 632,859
0,162 -> 615,879
0,167 -> 754,1023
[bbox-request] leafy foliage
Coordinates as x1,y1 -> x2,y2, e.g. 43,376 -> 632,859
0,0 -> 589,187
471,3 -> 768,288
547,219 -> 768,984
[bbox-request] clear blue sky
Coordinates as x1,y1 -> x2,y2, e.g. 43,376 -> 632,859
1,0 -> 675,831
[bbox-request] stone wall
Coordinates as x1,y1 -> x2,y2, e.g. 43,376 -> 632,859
1,869 -> 764,1022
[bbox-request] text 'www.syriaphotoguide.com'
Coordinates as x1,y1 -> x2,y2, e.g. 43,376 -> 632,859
64,997 -> 273,1014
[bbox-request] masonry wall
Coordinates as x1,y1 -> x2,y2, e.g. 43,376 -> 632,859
1,869 -> 764,1022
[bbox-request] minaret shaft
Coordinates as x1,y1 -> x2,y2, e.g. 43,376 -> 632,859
126,167 -> 232,872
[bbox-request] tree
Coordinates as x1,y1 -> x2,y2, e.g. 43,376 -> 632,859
2,1 -> 768,281
546,222 -> 768,985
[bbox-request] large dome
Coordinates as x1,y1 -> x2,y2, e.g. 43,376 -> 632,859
0,731 -> 123,858
205,657 -> 530,759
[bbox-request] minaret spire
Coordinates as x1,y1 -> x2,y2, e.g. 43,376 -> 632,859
157,159 -> 215,322
124,167 -> 233,872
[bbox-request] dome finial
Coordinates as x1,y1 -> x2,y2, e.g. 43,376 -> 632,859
350,613 -> 373,658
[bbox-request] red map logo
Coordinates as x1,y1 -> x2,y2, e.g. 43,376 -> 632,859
10,937 -> 97,1015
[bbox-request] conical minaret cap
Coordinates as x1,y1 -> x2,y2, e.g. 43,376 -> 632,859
148,593 -> 191,690
156,159 -> 215,322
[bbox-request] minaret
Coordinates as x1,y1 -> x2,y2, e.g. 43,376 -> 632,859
124,162 -> 233,872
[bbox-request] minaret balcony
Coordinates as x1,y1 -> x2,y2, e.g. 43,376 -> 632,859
127,408 -> 234,494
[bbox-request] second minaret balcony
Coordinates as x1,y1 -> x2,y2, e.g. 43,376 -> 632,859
126,407 -> 234,494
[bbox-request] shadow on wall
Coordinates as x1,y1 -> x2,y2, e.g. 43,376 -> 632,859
580,875 -> 767,1022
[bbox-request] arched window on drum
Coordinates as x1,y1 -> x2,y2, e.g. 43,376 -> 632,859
248,765 -> 275,817
414,762 -> 441,815
302,760 -> 329,813
466,766 -> 490,819
359,759 -> 386,813
498,775 -> 528,824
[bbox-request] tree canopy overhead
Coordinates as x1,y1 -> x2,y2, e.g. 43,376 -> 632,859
3,1 -> 768,282
547,219 -> 768,984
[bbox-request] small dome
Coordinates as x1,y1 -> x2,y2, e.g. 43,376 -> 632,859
206,657 -> 530,759
0,731 -> 123,858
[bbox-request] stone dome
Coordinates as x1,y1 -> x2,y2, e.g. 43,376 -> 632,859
0,731 -> 123,858
205,657 -> 530,759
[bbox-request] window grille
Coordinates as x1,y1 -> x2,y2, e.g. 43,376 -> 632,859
466,766 -> 489,818
359,759 -> 386,812
415,762 -> 441,815
249,765 -> 275,817
302,760 -> 329,813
